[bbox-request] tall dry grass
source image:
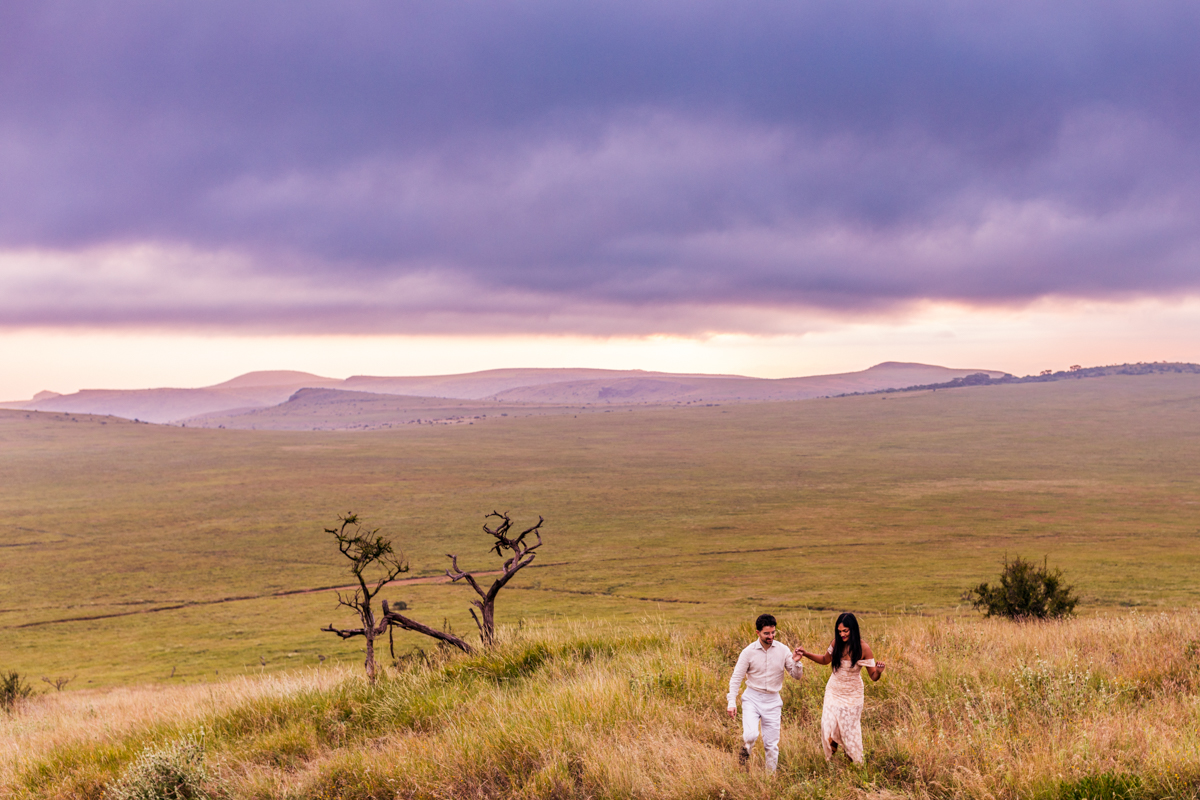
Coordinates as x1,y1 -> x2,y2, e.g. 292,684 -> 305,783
0,669 -> 351,799
4,613 -> 1199,800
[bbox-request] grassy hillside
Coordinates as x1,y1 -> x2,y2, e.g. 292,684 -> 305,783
4,614 -> 1198,800
1,374 -> 1199,687
177,389 -> 615,430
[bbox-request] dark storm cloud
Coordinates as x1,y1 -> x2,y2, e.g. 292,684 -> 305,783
1,0 -> 1198,332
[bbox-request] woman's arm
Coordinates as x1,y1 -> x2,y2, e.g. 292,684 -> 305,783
862,643 -> 885,681
793,641 -> 834,666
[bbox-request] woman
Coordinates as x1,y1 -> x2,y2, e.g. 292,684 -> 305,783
794,612 -> 885,763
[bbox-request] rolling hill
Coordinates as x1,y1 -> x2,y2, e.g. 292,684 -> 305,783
0,371 -> 341,424
0,362 -> 1008,425
177,389 -> 585,430
484,361 -> 1009,404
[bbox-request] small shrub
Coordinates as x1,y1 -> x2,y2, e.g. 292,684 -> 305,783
1013,658 -> 1110,714
966,556 -> 1078,619
105,730 -> 212,800
1,670 -> 33,711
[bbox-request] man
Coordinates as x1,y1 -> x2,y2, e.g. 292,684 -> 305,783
726,613 -> 804,772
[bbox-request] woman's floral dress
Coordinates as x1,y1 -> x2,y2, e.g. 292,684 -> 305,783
821,645 -> 876,762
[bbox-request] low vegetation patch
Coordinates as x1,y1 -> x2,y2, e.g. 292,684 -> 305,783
3,614 -> 1199,800
1,671 -> 33,712
106,729 -> 211,800
966,555 -> 1079,619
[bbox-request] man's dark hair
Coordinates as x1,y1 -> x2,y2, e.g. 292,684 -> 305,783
755,613 -> 777,631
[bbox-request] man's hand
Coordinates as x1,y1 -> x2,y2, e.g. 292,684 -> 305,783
727,707 -> 737,718
793,647 -> 807,660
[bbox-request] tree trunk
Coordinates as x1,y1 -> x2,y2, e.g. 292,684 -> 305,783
364,629 -> 377,684
480,602 -> 496,647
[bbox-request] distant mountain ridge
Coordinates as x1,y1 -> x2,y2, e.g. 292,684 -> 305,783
0,362 -> 1008,424
850,361 -> 1200,396
207,370 -> 342,390
483,362 -> 1009,404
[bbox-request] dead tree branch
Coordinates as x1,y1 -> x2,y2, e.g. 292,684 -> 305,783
381,599 -> 474,653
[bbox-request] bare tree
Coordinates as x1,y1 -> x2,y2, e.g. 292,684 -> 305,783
445,512 -> 545,647
41,675 -> 75,691
321,514 -> 408,684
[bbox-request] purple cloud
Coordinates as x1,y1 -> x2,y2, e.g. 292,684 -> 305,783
1,0 -> 1198,334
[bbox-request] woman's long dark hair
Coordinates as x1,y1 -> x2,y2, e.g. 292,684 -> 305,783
830,612 -> 862,672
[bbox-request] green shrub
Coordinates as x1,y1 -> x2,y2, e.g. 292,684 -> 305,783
105,730 -> 212,800
966,556 -> 1078,619
1,670 -> 33,711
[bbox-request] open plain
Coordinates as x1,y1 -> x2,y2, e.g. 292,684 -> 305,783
2,372 -> 1198,686
2,372 -> 1200,799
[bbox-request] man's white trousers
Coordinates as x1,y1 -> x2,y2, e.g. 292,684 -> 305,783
740,688 -> 782,772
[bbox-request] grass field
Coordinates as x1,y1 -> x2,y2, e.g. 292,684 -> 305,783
3,613 -> 1198,800
1,373 -> 1199,687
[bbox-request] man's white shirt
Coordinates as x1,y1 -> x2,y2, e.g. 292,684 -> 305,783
727,639 -> 804,709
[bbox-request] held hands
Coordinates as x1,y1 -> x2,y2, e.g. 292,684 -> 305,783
792,647 -> 808,661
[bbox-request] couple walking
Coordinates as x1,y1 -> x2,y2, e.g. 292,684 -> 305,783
726,612 -> 885,771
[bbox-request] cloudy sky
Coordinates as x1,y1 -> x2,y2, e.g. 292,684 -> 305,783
2,0 -> 1199,398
